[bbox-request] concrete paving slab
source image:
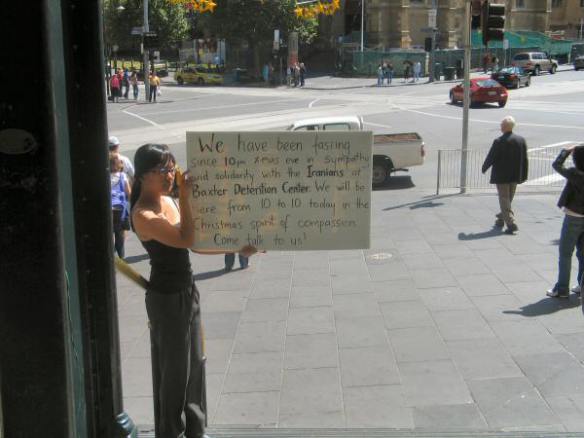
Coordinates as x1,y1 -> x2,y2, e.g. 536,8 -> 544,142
284,333 -> 339,369
286,306 -> 335,335
381,300 -> 435,330
400,360 -> 473,407
412,403 -> 488,430
446,338 -> 523,380
339,346 -> 400,387
468,377 -> 560,429
432,309 -> 496,341
388,326 -> 450,363
343,385 -> 414,428
513,352 -> 584,398
290,286 -> 333,308
417,287 -> 475,312
279,368 -> 344,427
335,315 -> 389,349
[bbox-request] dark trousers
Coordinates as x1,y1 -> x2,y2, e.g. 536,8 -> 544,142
149,85 -> 157,102
112,208 -> 125,258
146,284 -> 206,438
225,253 -> 249,269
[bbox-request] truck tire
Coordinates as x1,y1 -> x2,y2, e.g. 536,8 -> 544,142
372,156 -> 393,187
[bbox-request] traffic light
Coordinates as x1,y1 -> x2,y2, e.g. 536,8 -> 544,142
143,32 -> 159,50
424,37 -> 433,52
482,1 -> 505,46
471,0 -> 482,29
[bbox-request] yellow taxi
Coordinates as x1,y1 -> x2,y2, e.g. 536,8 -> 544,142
175,64 -> 224,85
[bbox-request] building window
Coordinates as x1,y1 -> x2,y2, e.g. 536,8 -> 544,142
552,0 -> 562,7
516,0 -> 524,7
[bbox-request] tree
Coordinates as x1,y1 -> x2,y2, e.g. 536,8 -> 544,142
103,0 -> 190,56
197,0 -> 319,71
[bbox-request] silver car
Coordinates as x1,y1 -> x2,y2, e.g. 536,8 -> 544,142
512,52 -> 558,76
574,55 -> 584,71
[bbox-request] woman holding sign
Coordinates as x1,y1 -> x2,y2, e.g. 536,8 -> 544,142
130,143 -> 255,438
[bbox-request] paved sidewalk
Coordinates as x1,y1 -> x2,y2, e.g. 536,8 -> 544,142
117,187 -> 584,434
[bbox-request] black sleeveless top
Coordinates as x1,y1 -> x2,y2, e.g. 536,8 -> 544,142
141,239 -> 193,294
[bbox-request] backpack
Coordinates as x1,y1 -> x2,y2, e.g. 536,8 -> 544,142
111,173 -> 127,214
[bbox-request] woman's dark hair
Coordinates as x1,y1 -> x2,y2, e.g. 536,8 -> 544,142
130,143 -> 175,210
573,145 -> 584,172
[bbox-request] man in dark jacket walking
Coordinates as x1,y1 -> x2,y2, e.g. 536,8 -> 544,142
482,116 -> 528,234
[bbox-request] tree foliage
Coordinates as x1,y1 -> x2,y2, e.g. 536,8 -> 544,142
197,0 -> 319,47
103,0 -> 190,53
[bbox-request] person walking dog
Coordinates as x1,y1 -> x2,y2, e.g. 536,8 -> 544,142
481,116 -> 528,234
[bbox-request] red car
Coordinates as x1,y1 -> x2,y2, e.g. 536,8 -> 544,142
449,78 -> 508,107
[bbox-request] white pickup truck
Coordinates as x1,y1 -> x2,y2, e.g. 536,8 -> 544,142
288,116 -> 425,186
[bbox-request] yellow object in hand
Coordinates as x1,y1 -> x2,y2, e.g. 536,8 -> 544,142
114,256 -> 149,290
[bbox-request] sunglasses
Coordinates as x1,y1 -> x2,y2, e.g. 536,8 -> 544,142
156,166 -> 177,175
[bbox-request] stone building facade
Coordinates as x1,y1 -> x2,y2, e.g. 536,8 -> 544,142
330,0 -> 557,50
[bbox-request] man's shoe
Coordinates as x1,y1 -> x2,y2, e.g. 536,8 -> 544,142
571,284 -> 582,295
224,265 -> 233,273
494,218 -> 505,228
547,289 -> 569,298
505,224 -> 518,234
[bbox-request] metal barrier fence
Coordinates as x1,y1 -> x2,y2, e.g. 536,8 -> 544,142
436,145 -> 571,194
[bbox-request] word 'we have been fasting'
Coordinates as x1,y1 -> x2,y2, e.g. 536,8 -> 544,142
186,131 -> 372,251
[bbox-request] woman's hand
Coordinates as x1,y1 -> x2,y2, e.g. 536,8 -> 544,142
239,245 -> 258,258
175,167 -> 193,200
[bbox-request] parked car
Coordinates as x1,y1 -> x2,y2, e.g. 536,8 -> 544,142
288,116 -> 425,186
511,52 -> 558,76
491,66 -> 531,89
574,55 -> 584,71
175,65 -> 223,85
449,78 -> 508,107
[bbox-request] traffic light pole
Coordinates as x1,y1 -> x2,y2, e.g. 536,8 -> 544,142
460,0 -> 471,193
143,0 -> 150,101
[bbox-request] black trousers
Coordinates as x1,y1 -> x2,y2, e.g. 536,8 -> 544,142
146,283 -> 206,438
112,208 -> 125,258
149,85 -> 157,102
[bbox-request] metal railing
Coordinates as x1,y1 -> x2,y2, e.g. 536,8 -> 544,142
436,145 -> 572,194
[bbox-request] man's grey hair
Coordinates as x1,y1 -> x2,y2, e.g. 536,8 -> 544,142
501,116 -> 516,129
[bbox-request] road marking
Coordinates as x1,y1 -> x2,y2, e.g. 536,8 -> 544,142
308,98 -> 320,108
365,121 -> 393,130
136,98 -> 298,116
122,109 -> 165,130
528,141 -> 575,153
524,173 -> 564,186
394,106 -> 584,130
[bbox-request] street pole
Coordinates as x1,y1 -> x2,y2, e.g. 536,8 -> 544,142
460,0 -> 471,193
360,0 -> 364,52
143,0 -> 150,102
428,0 -> 438,83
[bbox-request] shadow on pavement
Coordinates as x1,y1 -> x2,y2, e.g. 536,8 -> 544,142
410,201 -> 444,210
124,253 -> 150,264
503,296 -> 580,317
374,175 -> 415,191
458,227 -> 504,240
194,269 -> 227,281
382,193 -> 460,211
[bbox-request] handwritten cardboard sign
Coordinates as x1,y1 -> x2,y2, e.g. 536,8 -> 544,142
186,131 -> 372,251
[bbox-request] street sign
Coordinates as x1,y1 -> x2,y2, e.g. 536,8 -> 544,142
428,9 -> 437,28
273,29 -> 280,51
131,26 -> 144,36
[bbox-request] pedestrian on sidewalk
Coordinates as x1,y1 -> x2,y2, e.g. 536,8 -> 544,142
386,60 -> 394,85
149,71 -> 160,103
131,144 -> 257,438
110,152 -> 131,259
299,62 -> 306,87
108,135 -> 135,184
130,70 -> 139,100
481,116 -> 528,234
403,60 -> 412,83
110,73 -> 121,103
547,144 -> 584,298
377,62 -> 384,86
413,61 -> 422,81
122,68 -> 130,99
